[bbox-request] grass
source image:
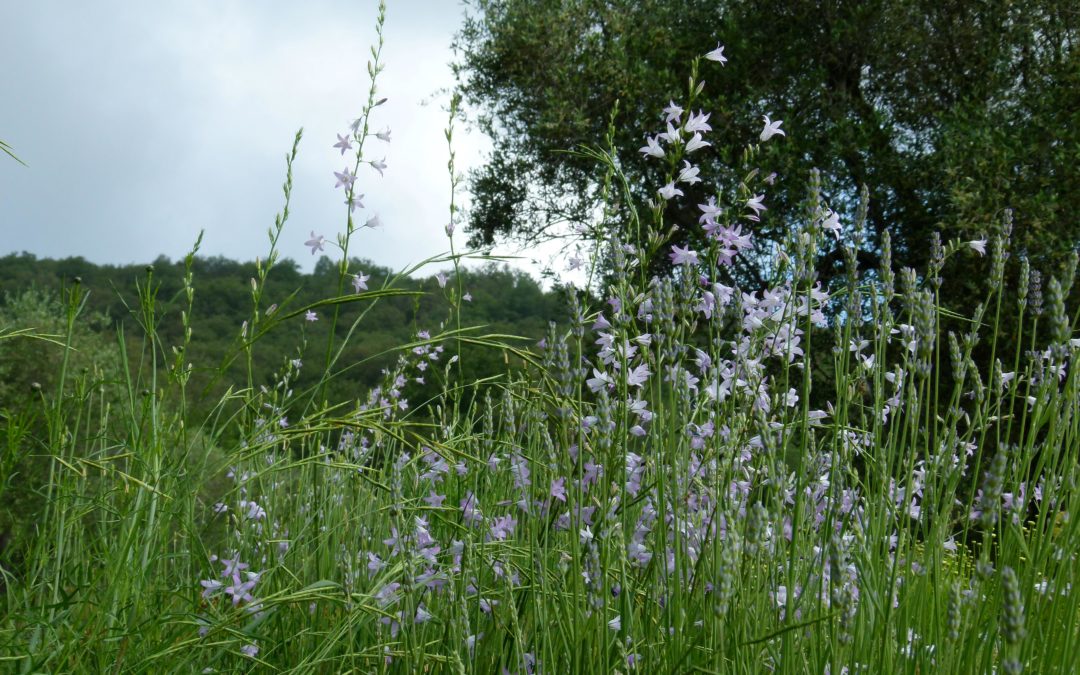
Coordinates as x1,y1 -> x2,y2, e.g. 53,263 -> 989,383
1,6 -> 1078,673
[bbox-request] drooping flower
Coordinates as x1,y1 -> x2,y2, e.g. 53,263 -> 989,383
365,214 -> 382,229
370,158 -> 387,176
305,231 -> 326,255
760,115 -> 786,142
968,239 -> 988,256
705,43 -> 727,64
821,210 -> 842,240
376,127 -> 392,142
745,194 -> 767,219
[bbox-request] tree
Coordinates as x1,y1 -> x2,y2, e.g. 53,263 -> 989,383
453,0 -> 1080,287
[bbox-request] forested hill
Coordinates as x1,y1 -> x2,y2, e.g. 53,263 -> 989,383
0,252 -> 568,418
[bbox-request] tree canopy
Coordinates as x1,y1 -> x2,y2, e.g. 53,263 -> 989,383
453,0 -> 1080,285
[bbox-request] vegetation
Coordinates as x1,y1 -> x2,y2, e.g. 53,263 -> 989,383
1,4 -> 1078,673
453,0 -> 1080,283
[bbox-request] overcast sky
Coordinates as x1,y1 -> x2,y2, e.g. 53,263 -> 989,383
0,0 -> 569,281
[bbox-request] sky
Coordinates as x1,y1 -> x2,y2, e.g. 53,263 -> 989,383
0,0 -> 570,281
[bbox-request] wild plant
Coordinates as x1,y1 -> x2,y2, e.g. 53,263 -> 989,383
1,6 -> 1077,674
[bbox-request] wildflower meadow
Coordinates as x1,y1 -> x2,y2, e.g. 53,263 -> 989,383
2,5 -> 1078,673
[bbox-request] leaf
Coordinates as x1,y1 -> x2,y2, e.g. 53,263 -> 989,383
1,139 -> 27,166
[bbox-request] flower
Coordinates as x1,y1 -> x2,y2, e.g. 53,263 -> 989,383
200,579 -> 222,598
550,477 -> 567,502
684,132 -> 711,153
821,210 -> 842,240
745,194 -> 767,219
663,100 -> 684,124
677,160 -> 701,184
305,231 -> 326,255
683,110 -> 712,134
760,114 -> 786,142
639,135 -> 665,158
586,368 -> 613,393
241,643 -> 259,658
968,239 -> 987,256
626,363 -> 651,387
376,127 -> 392,142
346,192 -> 365,212
333,133 -> 353,155
436,272 -> 448,288
365,214 -> 382,229
658,121 -> 681,144
658,182 -> 684,201
669,244 -> 699,266
370,158 -> 387,176
239,499 -> 266,520
305,310 -> 318,322
334,167 -> 357,190
352,272 -> 369,292
705,43 -> 727,64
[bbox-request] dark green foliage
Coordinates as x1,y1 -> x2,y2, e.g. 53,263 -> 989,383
454,0 -> 1080,284
0,253 -> 566,563
0,253 -> 563,415
0,288 -> 121,566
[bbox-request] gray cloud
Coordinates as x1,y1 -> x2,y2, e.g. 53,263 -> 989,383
0,0 -> 525,278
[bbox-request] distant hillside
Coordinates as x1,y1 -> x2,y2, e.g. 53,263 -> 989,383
0,252 -> 570,421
